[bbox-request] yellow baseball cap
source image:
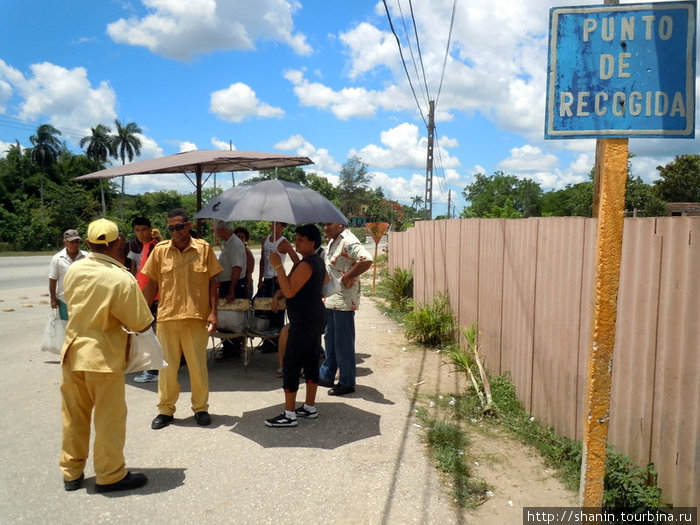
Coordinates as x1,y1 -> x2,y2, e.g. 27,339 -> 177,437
87,218 -> 119,244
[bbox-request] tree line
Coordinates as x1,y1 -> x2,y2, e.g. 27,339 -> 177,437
0,121 -> 418,251
1,120 -> 697,252
460,155 -> 700,219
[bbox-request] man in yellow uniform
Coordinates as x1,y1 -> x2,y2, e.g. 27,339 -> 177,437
142,208 -> 222,430
60,218 -> 153,493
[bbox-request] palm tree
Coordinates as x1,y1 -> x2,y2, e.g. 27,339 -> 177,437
30,124 -> 62,207
411,194 -> 424,210
80,124 -> 116,216
111,119 -> 142,218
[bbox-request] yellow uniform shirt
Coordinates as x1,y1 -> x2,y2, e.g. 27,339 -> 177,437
141,238 -> 222,322
62,253 -> 154,372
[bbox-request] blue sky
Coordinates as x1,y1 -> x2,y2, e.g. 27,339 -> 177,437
1,0 -> 697,217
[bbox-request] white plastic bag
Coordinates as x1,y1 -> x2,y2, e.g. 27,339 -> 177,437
322,265 -> 341,298
41,309 -> 66,355
124,327 -> 167,373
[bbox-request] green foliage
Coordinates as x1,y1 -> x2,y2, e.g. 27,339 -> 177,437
541,182 -> 594,217
404,294 -> 455,346
625,175 -> 668,217
604,454 -> 664,509
414,406 -> 490,508
338,155 -> 372,217
654,154 -> 700,202
377,267 -> 413,311
461,171 -> 542,218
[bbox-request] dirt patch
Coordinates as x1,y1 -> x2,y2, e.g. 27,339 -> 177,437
367,295 -> 579,522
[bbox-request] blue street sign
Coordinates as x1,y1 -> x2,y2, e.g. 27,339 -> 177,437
545,1 -> 696,139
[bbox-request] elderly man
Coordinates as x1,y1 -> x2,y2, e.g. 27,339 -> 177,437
142,208 -> 222,430
49,229 -> 88,320
213,220 -> 248,360
60,218 -> 153,493
318,223 -> 373,396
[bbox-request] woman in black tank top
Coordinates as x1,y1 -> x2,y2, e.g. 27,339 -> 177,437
264,224 -> 329,427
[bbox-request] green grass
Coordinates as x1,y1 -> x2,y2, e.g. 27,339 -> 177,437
414,405 -> 491,508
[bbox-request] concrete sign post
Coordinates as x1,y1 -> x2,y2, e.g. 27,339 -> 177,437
545,0 -> 696,509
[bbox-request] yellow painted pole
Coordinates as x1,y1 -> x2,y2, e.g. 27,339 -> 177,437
580,138 -> 628,507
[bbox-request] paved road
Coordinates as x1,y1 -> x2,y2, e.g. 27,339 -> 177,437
0,255 -> 467,524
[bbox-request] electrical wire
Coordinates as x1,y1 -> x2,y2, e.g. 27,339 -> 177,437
395,0 -> 429,107
435,0 -> 458,108
408,0 -> 431,103
382,0 -> 428,127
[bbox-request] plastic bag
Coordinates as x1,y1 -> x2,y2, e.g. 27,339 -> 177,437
41,309 -> 66,355
124,327 -> 167,373
322,265 -> 341,298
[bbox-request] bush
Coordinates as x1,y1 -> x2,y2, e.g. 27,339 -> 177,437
404,294 -> 455,346
378,267 -> 413,311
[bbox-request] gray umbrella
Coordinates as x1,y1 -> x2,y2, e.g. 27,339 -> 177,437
195,179 -> 348,225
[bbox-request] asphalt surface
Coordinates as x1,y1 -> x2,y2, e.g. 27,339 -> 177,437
0,255 -> 466,525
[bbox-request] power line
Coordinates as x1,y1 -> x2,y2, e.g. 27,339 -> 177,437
395,0 -> 429,107
382,0 -> 427,127
407,0 -> 431,102
435,0 -> 458,108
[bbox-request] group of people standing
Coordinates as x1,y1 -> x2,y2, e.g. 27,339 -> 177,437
51,209 -> 373,493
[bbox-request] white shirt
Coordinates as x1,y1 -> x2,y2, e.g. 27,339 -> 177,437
48,247 -> 88,302
262,235 -> 288,279
217,234 -> 247,282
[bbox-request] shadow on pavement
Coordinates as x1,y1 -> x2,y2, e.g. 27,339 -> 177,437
85,467 -> 186,496
229,402 -> 381,449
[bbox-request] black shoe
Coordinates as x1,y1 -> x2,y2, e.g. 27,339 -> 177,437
328,384 -> 355,396
194,411 -> 211,426
317,378 -> 335,388
151,414 -> 174,430
95,471 -> 147,493
64,473 -> 84,492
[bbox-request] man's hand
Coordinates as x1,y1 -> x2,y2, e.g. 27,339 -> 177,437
207,311 -> 218,334
269,251 -> 282,268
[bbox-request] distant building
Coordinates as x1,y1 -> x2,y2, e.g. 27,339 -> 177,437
668,202 -> 700,217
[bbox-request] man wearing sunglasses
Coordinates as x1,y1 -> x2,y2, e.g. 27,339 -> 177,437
141,208 -> 222,430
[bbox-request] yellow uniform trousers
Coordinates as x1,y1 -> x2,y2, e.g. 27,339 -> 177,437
156,319 -> 210,416
60,363 -> 127,485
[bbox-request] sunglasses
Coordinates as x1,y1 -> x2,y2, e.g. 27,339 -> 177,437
167,223 -> 188,232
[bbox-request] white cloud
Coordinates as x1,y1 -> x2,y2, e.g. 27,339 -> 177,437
284,69 -> 412,119
0,60 -> 117,142
274,134 -> 342,173
211,137 -> 235,150
210,82 -> 284,123
339,22 -> 399,79
499,145 -> 559,172
107,0 -> 311,61
0,140 -> 13,158
350,122 -> 460,170
176,141 -> 197,152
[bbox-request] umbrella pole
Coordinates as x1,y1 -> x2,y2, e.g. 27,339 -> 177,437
196,166 -> 203,237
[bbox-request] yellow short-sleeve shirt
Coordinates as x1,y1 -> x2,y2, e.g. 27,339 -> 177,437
141,238 -> 222,322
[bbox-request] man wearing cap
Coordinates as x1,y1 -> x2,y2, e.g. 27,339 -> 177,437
60,218 -> 154,493
141,208 -> 222,430
48,229 -> 88,320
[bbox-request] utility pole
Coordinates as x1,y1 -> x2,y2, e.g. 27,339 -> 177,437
447,190 -> 452,219
424,99 -> 435,220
